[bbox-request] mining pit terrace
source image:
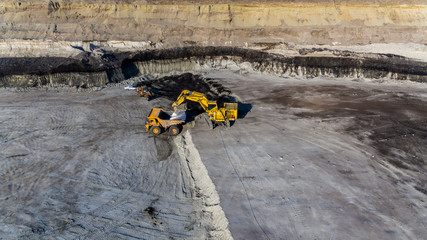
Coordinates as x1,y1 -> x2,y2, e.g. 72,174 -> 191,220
0,44 -> 427,239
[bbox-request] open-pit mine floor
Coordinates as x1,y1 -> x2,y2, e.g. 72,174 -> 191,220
0,71 -> 426,239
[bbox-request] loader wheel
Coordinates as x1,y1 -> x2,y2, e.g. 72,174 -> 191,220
202,113 -> 214,130
207,120 -> 214,130
169,125 -> 181,136
225,120 -> 231,128
151,126 -> 162,135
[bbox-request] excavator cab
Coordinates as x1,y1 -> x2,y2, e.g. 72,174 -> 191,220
207,103 -> 217,111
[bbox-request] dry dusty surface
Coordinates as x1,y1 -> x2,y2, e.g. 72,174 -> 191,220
0,71 -> 426,239
193,71 -> 427,239
0,86 -> 229,239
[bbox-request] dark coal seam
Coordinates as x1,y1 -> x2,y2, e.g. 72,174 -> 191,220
0,46 -> 426,84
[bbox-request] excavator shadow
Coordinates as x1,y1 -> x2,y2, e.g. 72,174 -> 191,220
237,102 -> 252,119
184,109 -> 206,123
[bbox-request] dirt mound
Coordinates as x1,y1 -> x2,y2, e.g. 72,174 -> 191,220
142,73 -> 231,101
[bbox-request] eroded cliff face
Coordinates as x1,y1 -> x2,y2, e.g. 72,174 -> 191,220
1,1 -> 426,86
1,0 -> 426,46
1,46 -> 426,88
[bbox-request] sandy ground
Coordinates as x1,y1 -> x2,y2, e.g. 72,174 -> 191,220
0,71 -> 426,239
0,88 -> 220,239
193,71 -> 427,239
2,40 -> 426,62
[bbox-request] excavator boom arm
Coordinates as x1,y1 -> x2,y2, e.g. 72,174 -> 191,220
172,89 -> 237,123
172,90 -> 210,111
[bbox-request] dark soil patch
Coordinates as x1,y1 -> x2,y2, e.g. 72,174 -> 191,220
144,206 -> 163,227
31,225 -> 46,234
146,73 -> 225,101
260,85 -> 427,175
141,73 -> 250,121
144,206 -> 156,218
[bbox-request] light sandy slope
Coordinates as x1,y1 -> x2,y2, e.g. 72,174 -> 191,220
190,71 -> 427,239
1,1 -> 426,45
1,40 -> 427,62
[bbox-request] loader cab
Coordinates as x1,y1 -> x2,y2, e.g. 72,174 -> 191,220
207,102 -> 217,111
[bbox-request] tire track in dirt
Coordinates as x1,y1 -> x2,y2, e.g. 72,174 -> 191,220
66,96 -> 201,239
68,189 -> 151,238
0,88 -> 215,239
218,130 -> 270,240
59,101 -> 146,237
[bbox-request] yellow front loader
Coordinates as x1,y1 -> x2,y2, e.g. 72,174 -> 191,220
172,90 -> 238,129
136,86 -> 154,100
125,85 -> 155,100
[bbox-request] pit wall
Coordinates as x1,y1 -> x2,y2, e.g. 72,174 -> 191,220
1,1 -> 426,45
2,48 -> 426,88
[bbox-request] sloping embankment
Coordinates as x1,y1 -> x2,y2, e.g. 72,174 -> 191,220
1,47 -> 426,87
174,131 -> 233,239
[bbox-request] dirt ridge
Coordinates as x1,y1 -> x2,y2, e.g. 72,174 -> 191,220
174,132 -> 233,240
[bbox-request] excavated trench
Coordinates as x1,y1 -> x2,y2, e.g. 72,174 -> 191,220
113,71 -> 427,196
1,43 -> 426,238
1,45 -> 425,182
140,70 -> 426,236
1,46 -> 427,88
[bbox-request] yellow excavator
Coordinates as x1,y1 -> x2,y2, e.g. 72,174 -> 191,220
172,90 -> 238,129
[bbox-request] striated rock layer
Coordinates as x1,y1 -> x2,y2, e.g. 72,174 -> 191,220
1,0 -> 426,46
1,1 -> 426,86
1,47 -> 426,87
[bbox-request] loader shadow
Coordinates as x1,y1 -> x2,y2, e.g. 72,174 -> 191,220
184,108 -> 206,123
153,135 -> 174,161
237,102 -> 252,119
